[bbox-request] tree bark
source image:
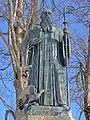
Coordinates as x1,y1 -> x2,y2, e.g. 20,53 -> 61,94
12,0 -> 38,119
84,24 -> 90,120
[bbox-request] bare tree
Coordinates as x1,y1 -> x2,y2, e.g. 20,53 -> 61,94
0,0 -> 90,120
0,0 -> 37,119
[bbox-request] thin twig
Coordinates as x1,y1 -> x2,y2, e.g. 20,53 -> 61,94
0,96 -> 14,111
5,110 -> 15,120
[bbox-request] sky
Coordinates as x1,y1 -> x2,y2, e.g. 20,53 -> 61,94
0,0 -> 89,120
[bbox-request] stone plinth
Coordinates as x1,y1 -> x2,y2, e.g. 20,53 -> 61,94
25,105 -> 69,116
22,105 -> 71,120
23,116 -> 71,120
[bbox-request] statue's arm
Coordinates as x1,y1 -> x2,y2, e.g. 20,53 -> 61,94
21,26 -> 42,64
29,38 -> 41,49
29,26 -> 42,48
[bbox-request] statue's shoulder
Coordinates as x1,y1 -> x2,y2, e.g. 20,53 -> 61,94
28,24 -> 41,32
51,25 -> 64,41
52,24 -> 64,34
23,24 -> 42,42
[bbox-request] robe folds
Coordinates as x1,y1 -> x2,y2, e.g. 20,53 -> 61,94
21,24 -> 71,106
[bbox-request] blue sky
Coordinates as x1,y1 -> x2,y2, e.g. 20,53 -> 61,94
0,0 -> 89,120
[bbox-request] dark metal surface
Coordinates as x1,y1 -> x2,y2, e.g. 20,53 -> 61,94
21,9 -> 71,113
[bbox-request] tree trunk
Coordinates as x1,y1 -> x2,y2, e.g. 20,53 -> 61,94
84,24 -> 90,120
13,0 -> 38,119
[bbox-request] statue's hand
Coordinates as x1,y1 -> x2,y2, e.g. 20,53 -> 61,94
29,38 -> 41,48
34,38 -> 41,44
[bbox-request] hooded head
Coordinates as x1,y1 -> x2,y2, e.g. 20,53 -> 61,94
41,8 -> 52,23
40,8 -> 52,32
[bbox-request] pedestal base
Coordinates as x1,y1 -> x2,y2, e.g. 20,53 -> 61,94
25,105 -> 69,116
21,105 -> 72,120
23,116 -> 71,120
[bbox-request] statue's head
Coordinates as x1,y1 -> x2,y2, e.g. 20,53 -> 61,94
40,8 -> 52,32
41,8 -> 52,22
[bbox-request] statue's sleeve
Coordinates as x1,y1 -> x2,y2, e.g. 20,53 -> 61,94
58,29 -> 71,67
21,25 -> 41,64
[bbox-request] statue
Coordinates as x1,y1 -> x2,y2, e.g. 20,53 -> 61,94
19,85 -> 44,110
20,9 -> 71,110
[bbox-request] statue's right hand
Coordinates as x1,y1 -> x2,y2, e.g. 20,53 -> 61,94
30,38 -> 41,48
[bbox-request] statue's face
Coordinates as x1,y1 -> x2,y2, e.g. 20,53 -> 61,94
41,9 -> 52,22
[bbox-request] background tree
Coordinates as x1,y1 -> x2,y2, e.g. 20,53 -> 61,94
0,0 -> 90,120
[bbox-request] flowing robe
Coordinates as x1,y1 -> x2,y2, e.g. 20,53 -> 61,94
21,24 -> 71,106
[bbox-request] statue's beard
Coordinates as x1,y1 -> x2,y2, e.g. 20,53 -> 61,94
45,17 -> 51,23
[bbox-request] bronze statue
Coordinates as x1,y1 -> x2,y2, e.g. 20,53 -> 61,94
21,8 -> 71,108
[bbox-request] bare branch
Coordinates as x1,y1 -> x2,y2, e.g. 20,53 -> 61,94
5,110 -> 15,120
51,0 -> 62,14
0,28 -> 18,73
0,60 -> 11,71
8,0 -> 19,59
0,96 -> 14,112
0,74 -> 15,93
13,0 -> 18,19
0,29 -> 9,47
78,110 -> 84,120
8,21 -> 18,73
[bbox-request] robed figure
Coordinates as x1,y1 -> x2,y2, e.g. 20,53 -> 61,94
21,9 -> 71,107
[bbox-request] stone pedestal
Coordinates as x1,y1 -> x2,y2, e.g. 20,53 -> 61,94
22,105 -> 71,120
25,105 -> 69,116
27,116 -> 71,120
21,116 -> 71,120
